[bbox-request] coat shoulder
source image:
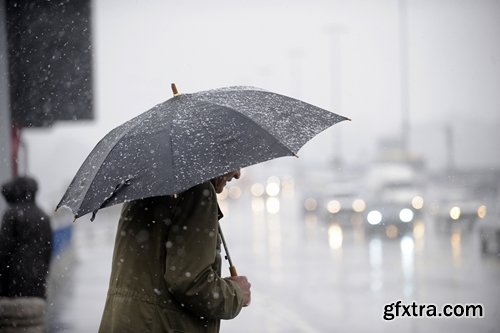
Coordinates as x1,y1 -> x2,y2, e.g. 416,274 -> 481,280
185,181 -> 215,196
177,181 -> 216,204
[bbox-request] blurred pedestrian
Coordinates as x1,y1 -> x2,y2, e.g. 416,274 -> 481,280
99,170 -> 251,333
0,176 -> 53,332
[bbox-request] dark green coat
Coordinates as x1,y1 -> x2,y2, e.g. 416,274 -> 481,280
99,182 -> 243,333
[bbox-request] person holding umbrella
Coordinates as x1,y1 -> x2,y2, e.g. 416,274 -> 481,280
57,84 -> 348,332
98,169 -> 251,333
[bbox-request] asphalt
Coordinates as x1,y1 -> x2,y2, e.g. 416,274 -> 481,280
46,189 -> 500,332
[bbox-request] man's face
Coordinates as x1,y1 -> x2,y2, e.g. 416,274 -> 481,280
212,169 -> 241,193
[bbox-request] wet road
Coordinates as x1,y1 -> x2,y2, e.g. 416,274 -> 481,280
47,187 -> 500,332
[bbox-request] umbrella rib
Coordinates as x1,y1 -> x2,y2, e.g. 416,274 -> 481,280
90,177 -> 131,221
71,122 -> 140,218
226,107 -> 297,156
165,102 -> 176,194
73,101 -> 178,218
58,126 -> 127,217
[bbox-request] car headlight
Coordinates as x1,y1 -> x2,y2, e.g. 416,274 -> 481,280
449,206 -> 461,220
327,200 -> 341,214
266,180 -> 280,197
477,205 -> 487,219
367,210 -> 382,225
304,198 -> 317,211
411,196 -> 424,210
250,183 -> 265,197
399,208 -> 414,222
352,199 -> 366,213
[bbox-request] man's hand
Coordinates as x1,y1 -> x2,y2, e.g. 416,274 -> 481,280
230,276 -> 251,307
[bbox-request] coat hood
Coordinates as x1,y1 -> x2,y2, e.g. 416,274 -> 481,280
1,177 -> 38,204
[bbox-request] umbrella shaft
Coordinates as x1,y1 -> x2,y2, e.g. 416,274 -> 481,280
218,223 -> 234,266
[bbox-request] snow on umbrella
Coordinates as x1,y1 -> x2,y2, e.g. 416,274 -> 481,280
57,84 -> 349,221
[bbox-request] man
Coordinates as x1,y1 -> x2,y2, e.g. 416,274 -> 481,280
99,170 -> 251,333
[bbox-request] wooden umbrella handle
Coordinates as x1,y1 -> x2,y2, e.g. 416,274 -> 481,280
171,83 -> 179,96
229,265 -> 238,277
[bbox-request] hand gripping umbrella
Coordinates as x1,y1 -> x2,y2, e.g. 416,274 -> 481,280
57,84 -> 349,274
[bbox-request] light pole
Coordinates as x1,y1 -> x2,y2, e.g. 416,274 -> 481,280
325,25 -> 346,170
399,0 -> 411,154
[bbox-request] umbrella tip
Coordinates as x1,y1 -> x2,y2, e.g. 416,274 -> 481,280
171,83 -> 180,96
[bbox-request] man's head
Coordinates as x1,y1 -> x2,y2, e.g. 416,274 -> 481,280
211,169 -> 241,193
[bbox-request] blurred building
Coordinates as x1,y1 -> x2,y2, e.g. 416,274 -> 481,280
0,0 -> 94,213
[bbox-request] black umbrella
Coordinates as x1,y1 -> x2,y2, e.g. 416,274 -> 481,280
57,84 -> 349,221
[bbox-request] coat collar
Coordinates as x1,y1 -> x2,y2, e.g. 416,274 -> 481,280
217,204 -> 224,220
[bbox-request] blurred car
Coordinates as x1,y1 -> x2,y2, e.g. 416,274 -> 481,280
301,188 -> 327,216
299,170 -> 337,217
322,183 -> 366,226
479,216 -> 500,256
432,187 -> 486,231
377,181 -> 425,217
299,167 -> 368,223
478,196 -> 499,256
363,180 -> 425,237
363,201 -> 416,238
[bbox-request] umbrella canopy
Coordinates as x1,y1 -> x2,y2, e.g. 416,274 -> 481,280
57,85 -> 349,220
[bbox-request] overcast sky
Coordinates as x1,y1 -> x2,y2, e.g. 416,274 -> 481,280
21,0 -> 500,210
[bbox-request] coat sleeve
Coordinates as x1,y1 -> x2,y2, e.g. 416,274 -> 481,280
164,183 -> 244,320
